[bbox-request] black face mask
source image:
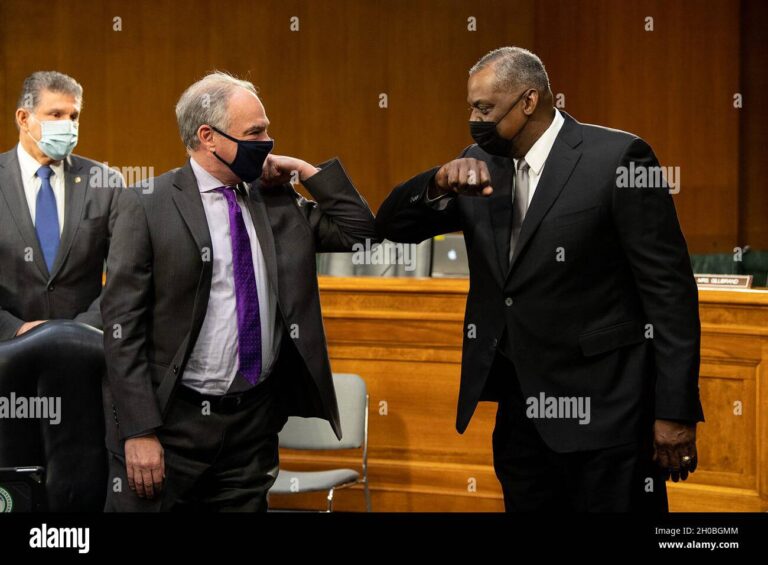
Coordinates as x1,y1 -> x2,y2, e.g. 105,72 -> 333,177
469,90 -> 528,158
210,125 -> 274,183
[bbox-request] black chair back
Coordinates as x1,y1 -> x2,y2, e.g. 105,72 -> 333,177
0,321 -> 107,511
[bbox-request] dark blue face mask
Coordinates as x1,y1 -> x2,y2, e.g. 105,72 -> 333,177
209,125 -> 274,183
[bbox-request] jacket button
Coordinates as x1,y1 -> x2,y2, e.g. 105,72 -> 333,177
173,365 -> 179,374
48,284 -> 55,292
505,297 -> 513,306
492,338 -> 498,347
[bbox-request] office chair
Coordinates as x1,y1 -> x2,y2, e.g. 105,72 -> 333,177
270,373 -> 371,512
0,320 -> 107,511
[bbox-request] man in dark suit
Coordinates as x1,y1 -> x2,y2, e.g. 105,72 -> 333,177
0,71 -> 121,341
102,72 -> 377,511
376,47 -> 703,511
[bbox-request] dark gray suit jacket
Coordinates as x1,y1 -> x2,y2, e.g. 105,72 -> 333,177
101,158 -> 377,451
0,147 -> 122,340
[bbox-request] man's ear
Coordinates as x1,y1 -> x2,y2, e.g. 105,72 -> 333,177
523,89 -> 539,116
15,108 -> 30,130
197,124 -> 215,151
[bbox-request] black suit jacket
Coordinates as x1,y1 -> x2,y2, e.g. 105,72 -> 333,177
376,112 -> 704,452
0,148 -> 122,340
101,158 -> 377,452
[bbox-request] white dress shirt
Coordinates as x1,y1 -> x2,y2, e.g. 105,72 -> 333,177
513,108 -> 565,205
183,157 -> 281,395
16,144 -> 66,234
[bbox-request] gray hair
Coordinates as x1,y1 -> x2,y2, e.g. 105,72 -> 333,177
469,47 -> 551,95
175,71 -> 259,150
17,71 -> 83,111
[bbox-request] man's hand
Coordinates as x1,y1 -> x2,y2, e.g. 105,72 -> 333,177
430,158 -> 493,199
260,154 -> 319,187
15,320 -> 46,336
653,419 -> 697,482
124,433 -> 165,499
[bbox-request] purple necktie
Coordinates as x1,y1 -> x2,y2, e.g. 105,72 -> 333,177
216,186 -> 262,385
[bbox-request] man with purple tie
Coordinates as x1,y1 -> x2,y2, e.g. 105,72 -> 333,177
101,72 -> 377,511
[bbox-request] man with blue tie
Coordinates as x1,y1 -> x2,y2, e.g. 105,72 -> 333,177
0,71 -> 123,341
101,72 -> 377,511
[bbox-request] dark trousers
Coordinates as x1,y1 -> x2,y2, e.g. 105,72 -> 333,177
105,377 -> 287,512
490,353 -> 668,512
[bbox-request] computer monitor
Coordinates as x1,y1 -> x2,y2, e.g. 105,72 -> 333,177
431,234 -> 469,278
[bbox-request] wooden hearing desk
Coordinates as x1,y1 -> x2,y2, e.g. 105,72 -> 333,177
270,277 -> 768,512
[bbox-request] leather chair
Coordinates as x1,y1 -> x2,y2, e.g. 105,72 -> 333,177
0,320 -> 107,511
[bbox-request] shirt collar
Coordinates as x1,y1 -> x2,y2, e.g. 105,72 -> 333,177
515,108 -> 565,176
189,155 -> 236,193
16,144 -> 65,182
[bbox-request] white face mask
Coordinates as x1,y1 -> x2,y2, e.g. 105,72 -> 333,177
27,115 -> 79,160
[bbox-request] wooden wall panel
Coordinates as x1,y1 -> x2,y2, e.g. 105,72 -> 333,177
1,0 -> 762,252
533,0 -> 742,253
739,0 -> 768,249
270,278 -> 768,512
696,362 -> 756,489
667,290 -> 768,511
0,0 -> 534,210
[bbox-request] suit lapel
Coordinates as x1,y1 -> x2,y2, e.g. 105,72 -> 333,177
172,162 -> 214,257
487,157 -> 515,283
0,148 -> 49,279
243,180 -> 279,294
49,156 -> 87,280
171,162 -> 214,336
506,113 -> 583,279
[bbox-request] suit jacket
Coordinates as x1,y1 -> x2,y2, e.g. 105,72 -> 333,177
0,148 -> 122,340
101,158 -> 377,452
376,112 -> 704,452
